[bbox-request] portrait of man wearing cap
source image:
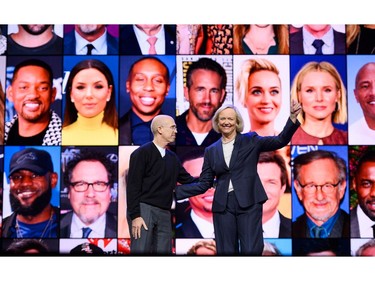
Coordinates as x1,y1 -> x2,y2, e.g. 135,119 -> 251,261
2,147 -> 59,238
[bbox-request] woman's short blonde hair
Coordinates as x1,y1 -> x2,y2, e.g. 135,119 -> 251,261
290,61 -> 347,124
235,58 -> 280,107
212,104 -> 244,133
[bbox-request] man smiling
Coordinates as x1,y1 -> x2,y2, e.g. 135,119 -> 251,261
60,148 -> 117,238
2,147 -> 59,238
119,57 -> 170,145
5,58 -> 62,145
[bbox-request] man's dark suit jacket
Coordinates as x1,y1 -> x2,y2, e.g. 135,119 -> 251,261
278,212 -> 292,238
64,29 -> 119,55
350,205 -> 374,238
292,209 -> 350,238
119,110 -> 132,145
119,25 -> 176,55
60,211 -> 117,238
175,210 -> 205,238
289,28 -> 346,54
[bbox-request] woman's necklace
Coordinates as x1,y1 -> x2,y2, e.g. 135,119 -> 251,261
15,210 -> 54,239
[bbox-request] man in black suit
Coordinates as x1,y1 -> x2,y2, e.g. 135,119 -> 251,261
258,151 -> 292,238
289,24 -> 346,54
119,24 -> 176,55
292,150 -> 350,238
64,24 -> 119,55
350,150 -> 375,238
60,148 -> 117,238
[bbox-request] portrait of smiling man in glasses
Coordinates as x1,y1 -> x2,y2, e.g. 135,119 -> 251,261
60,148 -> 117,238
292,149 -> 350,238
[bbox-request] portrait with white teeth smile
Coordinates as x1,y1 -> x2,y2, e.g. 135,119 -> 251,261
2,147 -> 59,238
119,56 -> 172,145
5,58 -> 62,146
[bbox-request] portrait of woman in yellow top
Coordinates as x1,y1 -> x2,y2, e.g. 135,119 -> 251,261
62,59 -> 118,145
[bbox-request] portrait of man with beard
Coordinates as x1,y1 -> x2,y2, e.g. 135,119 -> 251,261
175,57 -> 228,146
60,147 -> 117,238
2,147 -> 59,238
6,24 -> 63,55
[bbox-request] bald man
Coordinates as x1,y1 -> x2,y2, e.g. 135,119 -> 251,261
349,62 -> 375,144
126,114 -> 197,254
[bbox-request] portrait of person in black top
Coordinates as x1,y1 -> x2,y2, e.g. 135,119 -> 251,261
175,57 -> 227,146
6,24 -> 63,55
4,57 -> 62,146
347,24 -> 375,54
119,56 -> 176,145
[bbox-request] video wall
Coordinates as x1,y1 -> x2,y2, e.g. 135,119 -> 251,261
0,24 -> 374,256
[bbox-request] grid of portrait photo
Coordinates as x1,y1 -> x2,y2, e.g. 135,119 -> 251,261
0,24 -> 375,256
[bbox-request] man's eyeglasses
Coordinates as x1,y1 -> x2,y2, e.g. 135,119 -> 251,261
297,180 -> 341,194
70,181 -> 109,192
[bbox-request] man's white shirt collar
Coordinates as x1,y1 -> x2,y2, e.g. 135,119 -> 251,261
262,211 -> 281,238
357,206 -> 375,238
191,209 -> 215,238
75,29 -> 108,55
70,212 -> 106,238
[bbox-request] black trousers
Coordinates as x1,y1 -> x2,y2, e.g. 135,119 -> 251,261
213,191 -> 264,255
